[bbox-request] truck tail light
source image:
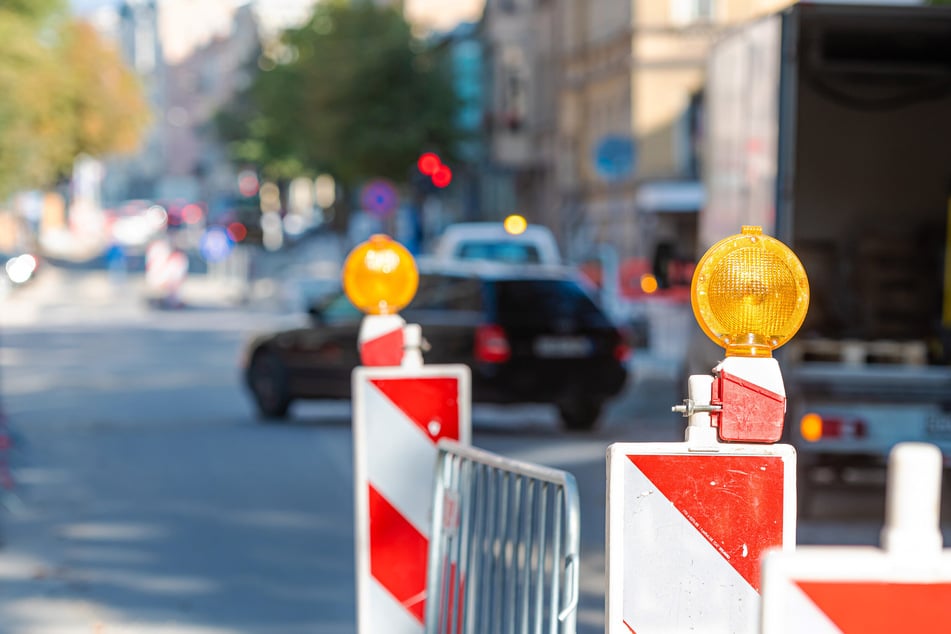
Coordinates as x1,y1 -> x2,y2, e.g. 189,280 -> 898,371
475,324 -> 511,363
800,413 -> 867,442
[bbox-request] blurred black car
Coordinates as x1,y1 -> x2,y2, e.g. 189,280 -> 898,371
243,262 -> 630,431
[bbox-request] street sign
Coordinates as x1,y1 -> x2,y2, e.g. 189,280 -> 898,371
199,226 -> 234,263
606,438 -> 796,634
361,179 -> 399,218
761,442 -> 951,634
353,364 -> 471,633
593,134 -> 636,182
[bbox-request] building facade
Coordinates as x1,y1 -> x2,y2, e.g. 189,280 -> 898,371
481,0 -> 793,263
94,0 -> 319,207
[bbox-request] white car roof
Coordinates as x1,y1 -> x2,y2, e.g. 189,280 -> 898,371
431,222 -> 562,265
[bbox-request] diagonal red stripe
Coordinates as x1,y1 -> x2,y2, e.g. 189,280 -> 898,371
628,454 -> 785,591
796,581 -> 951,633
370,377 -> 460,443
368,484 -> 428,623
360,328 -> 405,366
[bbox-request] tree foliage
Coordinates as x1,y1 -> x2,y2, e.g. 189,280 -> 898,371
217,0 -> 459,188
0,1 -> 150,197
0,0 -> 64,23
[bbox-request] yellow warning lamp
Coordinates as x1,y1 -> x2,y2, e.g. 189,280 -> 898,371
691,225 -> 809,358
342,234 -> 419,315
503,214 -> 528,236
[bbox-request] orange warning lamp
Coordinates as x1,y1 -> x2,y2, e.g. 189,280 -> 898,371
342,234 -> 419,315
691,225 -> 809,358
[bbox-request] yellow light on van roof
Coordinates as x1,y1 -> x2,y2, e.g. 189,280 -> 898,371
503,214 -> 528,235
691,225 -> 809,357
342,234 -> 418,315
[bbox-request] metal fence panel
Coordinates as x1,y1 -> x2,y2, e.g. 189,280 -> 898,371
425,440 -> 580,634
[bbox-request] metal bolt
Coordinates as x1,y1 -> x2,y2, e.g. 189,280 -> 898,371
672,399 -> 722,417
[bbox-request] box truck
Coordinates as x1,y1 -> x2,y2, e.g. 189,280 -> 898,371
694,1 -> 951,511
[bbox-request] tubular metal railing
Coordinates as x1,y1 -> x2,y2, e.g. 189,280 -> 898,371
425,440 -> 580,634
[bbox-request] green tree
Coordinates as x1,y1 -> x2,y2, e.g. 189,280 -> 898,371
0,1 -> 150,197
217,1 -> 459,212
55,20 -> 151,161
0,0 -> 64,23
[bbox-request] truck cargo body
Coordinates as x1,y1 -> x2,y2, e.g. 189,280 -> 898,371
700,2 -> 951,499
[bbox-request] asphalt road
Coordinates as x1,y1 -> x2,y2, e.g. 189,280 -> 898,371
1,259 -> 949,633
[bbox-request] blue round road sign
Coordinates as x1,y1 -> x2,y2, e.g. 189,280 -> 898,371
594,135 -> 636,182
200,227 -> 234,263
361,179 -> 399,218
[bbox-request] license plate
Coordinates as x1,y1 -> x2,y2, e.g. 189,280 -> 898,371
533,336 -> 593,358
926,413 -> 951,436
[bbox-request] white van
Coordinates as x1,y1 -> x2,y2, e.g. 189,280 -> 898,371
431,222 -> 562,266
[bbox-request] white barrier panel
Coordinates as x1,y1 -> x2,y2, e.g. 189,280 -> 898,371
606,440 -> 795,634
353,364 -> 471,634
606,371 -> 796,634
761,442 -> 951,633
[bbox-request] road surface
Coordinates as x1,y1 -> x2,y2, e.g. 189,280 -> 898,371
0,260 -> 948,633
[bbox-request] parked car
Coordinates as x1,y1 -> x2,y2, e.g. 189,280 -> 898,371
431,222 -> 562,265
105,199 -> 168,252
243,261 -> 630,431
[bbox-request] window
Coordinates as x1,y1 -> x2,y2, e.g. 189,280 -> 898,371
456,241 -> 542,264
409,275 -> 483,312
494,280 -> 611,328
317,292 -> 361,324
500,46 -> 528,131
671,0 -> 715,25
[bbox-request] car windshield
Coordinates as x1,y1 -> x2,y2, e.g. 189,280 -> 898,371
493,279 -> 611,328
409,274 -> 484,311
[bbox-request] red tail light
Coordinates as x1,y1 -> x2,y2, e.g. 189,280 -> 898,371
820,417 -> 867,439
475,324 -> 510,363
614,330 -> 632,362
801,413 -> 868,442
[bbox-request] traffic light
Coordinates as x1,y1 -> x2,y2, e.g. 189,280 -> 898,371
417,153 -> 452,189
417,152 -> 441,176
431,165 -> 452,188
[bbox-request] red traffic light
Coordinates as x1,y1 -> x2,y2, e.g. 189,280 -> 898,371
431,164 -> 453,188
417,152 -> 441,176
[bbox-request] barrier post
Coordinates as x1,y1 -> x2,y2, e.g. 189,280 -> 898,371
347,235 -> 472,634
761,442 -> 951,633
605,226 -> 809,634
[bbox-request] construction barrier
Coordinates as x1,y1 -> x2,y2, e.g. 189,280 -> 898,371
761,442 -> 951,633
346,235 -> 473,634
353,362 -> 471,633
605,374 -> 797,634
425,439 -> 580,634
145,239 -> 188,306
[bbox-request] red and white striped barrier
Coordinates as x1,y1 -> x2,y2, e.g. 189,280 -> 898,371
146,239 -> 188,305
761,442 -> 951,633
358,314 -> 407,367
606,374 -> 797,634
353,321 -> 471,633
